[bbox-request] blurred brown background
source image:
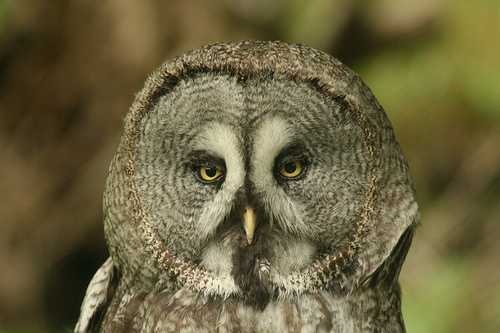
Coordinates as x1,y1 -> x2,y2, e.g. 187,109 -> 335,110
0,0 -> 499,332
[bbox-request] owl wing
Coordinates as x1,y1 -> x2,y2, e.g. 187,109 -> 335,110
363,224 -> 416,289
74,257 -> 116,333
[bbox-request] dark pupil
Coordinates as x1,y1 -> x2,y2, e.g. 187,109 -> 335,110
284,162 -> 297,174
205,166 -> 217,178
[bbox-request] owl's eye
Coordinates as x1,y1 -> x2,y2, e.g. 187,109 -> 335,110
197,165 -> 224,183
279,160 -> 304,179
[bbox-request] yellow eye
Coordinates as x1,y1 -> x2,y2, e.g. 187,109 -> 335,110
279,160 -> 304,179
198,165 -> 224,183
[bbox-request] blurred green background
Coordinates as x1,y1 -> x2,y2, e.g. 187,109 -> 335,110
0,0 -> 499,332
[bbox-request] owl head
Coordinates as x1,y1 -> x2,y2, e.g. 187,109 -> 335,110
104,41 -> 418,306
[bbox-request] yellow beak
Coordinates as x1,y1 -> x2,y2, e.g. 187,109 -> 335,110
243,207 -> 256,245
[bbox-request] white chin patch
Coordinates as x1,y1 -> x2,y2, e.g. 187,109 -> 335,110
200,241 -> 239,297
200,238 -> 317,298
201,241 -> 234,276
272,240 -> 316,273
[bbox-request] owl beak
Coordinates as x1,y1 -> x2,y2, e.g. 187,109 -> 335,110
243,207 -> 256,245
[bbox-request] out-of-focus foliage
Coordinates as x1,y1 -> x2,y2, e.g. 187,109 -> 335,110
0,0 -> 498,332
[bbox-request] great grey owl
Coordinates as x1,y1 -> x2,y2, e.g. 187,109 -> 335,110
75,41 -> 419,332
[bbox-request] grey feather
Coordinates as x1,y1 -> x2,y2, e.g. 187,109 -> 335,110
76,41 -> 419,332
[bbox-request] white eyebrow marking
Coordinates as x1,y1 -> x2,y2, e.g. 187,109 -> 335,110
252,117 -> 292,189
251,117 -> 309,235
194,123 -> 245,238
